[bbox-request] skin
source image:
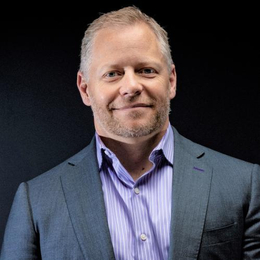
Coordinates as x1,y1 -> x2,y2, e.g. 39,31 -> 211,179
77,22 -> 177,180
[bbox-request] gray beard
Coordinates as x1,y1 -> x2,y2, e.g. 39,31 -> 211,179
92,99 -> 171,138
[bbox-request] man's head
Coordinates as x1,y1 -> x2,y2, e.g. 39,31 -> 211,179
77,6 -> 177,141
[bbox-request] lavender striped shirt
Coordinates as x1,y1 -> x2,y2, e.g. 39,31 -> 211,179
96,125 -> 174,260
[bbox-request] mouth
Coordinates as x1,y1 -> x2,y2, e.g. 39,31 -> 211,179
111,103 -> 153,111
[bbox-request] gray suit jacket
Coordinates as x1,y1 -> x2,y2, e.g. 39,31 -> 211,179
1,127 -> 260,260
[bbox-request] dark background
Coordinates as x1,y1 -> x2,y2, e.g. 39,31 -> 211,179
1,2 -> 259,249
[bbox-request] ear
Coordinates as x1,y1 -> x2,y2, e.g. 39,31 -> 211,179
77,71 -> 91,106
169,64 -> 177,100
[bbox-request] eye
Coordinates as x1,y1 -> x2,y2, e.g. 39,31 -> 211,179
104,71 -> 122,78
103,70 -> 123,82
138,68 -> 157,77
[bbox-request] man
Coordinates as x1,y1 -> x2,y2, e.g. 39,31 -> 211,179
1,6 -> 259,260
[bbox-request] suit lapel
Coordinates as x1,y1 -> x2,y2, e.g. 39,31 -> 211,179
60,139 -> 115,260
168,128 -> 213,259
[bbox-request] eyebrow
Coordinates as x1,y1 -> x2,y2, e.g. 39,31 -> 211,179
99,61 -> 163,74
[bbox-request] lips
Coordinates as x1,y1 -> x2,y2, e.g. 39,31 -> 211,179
111,103 -> 153,110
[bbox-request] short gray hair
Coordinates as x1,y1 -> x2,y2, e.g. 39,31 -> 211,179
79,6 -> 173,80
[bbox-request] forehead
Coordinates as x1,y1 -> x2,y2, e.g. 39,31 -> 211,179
91,23 -> 163,62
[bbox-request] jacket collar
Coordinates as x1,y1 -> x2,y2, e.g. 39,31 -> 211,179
60,138 -> 115,260
168,127 -> 212,259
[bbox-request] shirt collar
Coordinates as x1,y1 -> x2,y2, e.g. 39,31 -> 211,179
95,124 -> 174,170
149,124 -> 174,166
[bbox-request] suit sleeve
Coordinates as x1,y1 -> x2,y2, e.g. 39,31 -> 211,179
0,182 -> 41,260
243,164 -> 260,259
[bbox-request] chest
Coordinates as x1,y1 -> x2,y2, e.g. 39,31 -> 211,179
100,166 -> 173,260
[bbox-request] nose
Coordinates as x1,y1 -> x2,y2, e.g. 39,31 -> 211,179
119,70 -> 143,98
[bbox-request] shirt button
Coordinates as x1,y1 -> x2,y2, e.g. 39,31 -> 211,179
140,234 -> 147,241
134,187 -> 140,195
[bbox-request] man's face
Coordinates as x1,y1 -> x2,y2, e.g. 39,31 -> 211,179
77,23 -> 176,140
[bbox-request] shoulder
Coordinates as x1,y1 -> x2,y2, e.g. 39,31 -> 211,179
172,126 -> 260,200
172,126 -> 258,173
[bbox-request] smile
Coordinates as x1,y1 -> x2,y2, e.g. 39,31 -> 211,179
111,103 -> 153,110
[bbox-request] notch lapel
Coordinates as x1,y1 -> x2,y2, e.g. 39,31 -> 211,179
60,140 -> 115,260
168,128 -> 213,259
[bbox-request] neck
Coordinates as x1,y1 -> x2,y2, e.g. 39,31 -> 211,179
99,128 -> 168,180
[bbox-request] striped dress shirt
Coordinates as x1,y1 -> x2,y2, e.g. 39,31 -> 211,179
96,125 -> 174,260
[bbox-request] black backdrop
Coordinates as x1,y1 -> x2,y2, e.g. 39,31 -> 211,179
1,3 -> 260,249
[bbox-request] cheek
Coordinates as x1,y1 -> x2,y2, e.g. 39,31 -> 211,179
149,79 -> 171,100
89,87 -> 116,108
101,90 -> 116,106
